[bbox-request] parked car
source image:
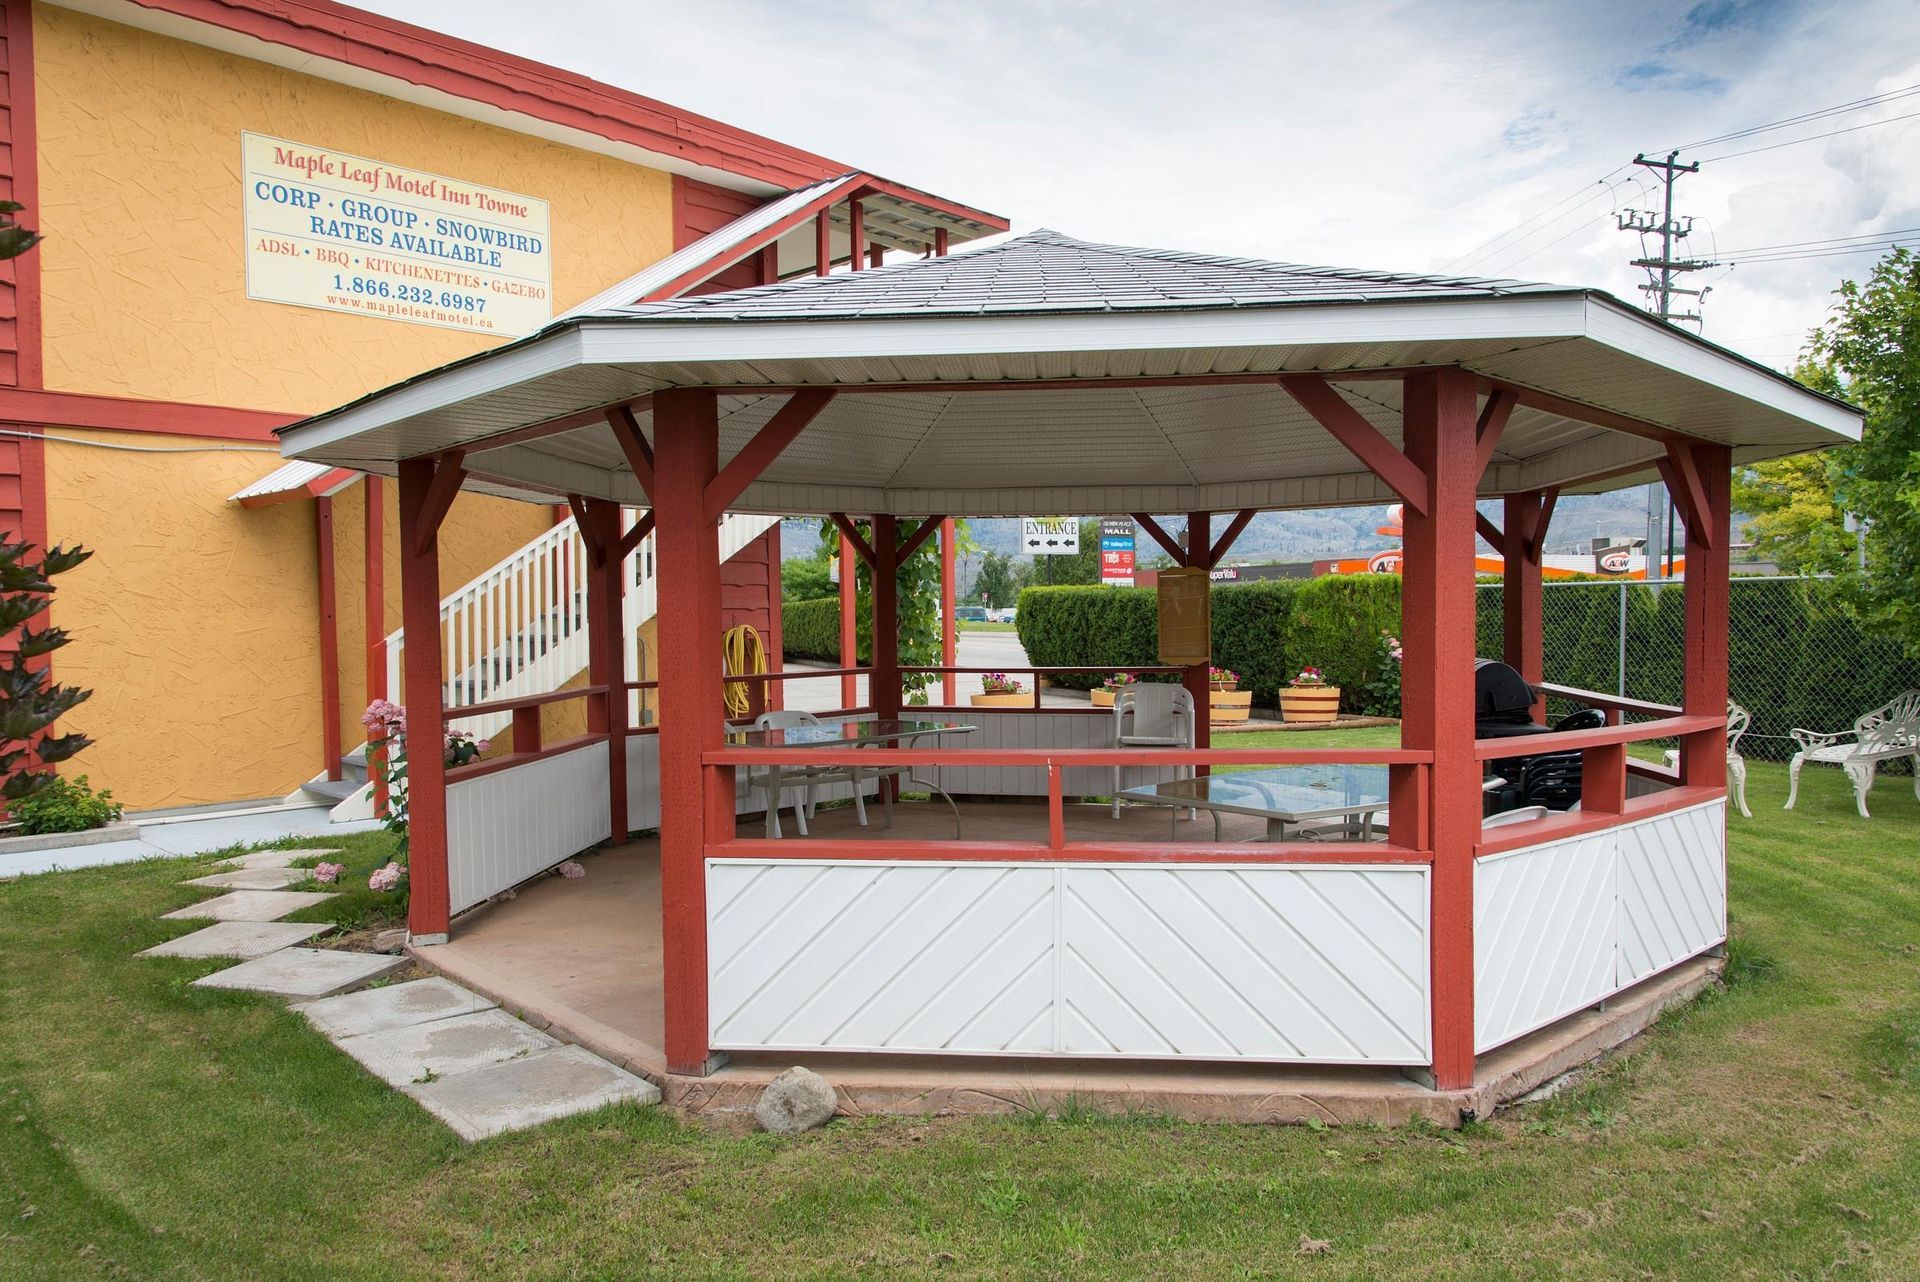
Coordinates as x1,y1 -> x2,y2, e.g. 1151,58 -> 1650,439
988,607 -> 1018,624
954,605 -> 989,623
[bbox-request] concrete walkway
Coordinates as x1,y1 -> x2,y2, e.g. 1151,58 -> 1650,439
141,844 -> 658,1140
1,803 -> 382,879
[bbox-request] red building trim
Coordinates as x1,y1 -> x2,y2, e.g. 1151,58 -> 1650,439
0,387 -> 298,441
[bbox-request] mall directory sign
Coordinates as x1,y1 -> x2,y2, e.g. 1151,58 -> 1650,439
243,132 -> 553,336
1100,516 -> 1135,586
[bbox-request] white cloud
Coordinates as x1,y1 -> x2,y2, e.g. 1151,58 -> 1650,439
364,0 -> 1920,368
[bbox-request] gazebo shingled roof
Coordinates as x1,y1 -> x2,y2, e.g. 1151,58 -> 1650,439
280,230 -> 1859,519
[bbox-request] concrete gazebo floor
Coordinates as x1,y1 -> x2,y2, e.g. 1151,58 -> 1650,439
414,800 -> 1721,1128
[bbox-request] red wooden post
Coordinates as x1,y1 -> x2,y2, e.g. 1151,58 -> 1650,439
1400,367 -> 1480,1092
871,514 -> 901,721
398,457 -> 451,943
654,389 -> 728,1076
582,498 -> 630,843
848,199 -> 865,271
1676,444 -> 1731,790
365,476 -> 389,817
1503,491 -> 1546,723
1184,511 -> 1211,752
940,517 -> 957,705
315,495 -> 342,781
838,531 -> 859,708
815,210 -> 831,277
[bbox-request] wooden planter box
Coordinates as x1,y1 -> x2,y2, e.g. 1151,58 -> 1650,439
1210,688 -> 1252,725
1091,688 -> 1118,708
1280,684 -> 1341,724
971,692 -> 1031,707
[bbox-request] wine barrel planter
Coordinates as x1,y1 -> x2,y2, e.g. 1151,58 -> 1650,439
1280,684 -> 1341,724
1209,689 -> 1252,725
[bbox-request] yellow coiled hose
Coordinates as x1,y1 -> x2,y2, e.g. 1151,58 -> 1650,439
721,624 -> 768,717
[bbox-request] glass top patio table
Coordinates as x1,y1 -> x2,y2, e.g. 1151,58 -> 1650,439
1118,764 -> 1392,842
725,718 -> 977,749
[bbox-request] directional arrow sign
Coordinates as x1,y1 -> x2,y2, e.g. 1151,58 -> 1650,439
1020,516 -> 1079,556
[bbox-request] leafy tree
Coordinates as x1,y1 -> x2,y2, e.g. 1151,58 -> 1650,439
781,547 -> 834,602
0,540 -> 95,800
1731,442 -> 1855,574
1802,247 -> 1920,653
974,550 -> 1018,608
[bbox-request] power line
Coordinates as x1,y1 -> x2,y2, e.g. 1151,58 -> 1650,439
1440,166 -> 1630,271
1714,224 -> 1920,256
1667,82 -> 1920,151
1725,238 -> 1920,266
1466,172 -> 1653,275
1697,106 -> 1920,162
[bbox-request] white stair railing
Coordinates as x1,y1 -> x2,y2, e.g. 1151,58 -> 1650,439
382,510 -> 780,741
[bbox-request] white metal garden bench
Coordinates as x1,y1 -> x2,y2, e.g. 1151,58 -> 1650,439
1783,689 -> 1920,819
1664,699 -> 1752,819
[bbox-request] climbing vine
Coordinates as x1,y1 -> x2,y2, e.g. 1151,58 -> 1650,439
817,518 -> 967,704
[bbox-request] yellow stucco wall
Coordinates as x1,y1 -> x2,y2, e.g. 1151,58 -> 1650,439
45,431 -> 322,809
33,4 -> 675,410
28,8 -> 679,806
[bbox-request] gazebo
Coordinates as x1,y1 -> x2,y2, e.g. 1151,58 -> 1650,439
280,230 -> 1859,1114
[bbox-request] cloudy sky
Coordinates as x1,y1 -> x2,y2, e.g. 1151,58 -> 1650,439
367,0 -> 1920,371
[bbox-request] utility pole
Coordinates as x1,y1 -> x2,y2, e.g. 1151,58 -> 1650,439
1617,151 -> 1716,327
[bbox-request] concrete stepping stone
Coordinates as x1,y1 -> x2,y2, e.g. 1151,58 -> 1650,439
297,977 -> 496,1040
219,848 -> 340,870
192,947 -> 404,999
181,866 -> 310,890
403,1045 -> 661,1142
162,889 -> 336,922
140,920 -> 333,959
334,1008 -> 558,1087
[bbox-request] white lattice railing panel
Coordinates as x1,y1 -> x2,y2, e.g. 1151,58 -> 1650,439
1474,830 -> 1618,1052
1476,799 -> 1727,1053
1059,866 -> 1429,1063
446,741 -> 611,914
708,862 -> 1057,1054
707,859 -> 1430,1063
1618,800 -> 1727,986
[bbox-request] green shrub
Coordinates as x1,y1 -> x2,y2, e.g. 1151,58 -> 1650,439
780,596 -> 854,663
1015,586 -> 1158,689
10,773 -> 121,835
1211,580 -> 1300,702
1288,574 -> 1402,706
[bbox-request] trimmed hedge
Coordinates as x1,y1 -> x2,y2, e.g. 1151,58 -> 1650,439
1287,574 -> 1402,698
781,596 -> 858,663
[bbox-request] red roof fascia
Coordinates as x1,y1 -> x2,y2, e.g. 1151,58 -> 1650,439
123,0 -> 848,189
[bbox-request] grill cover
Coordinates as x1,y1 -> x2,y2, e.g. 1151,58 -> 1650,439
1473,659 -> 1539,725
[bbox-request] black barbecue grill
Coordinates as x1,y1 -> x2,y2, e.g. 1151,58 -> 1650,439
1474,659 -> 1601,812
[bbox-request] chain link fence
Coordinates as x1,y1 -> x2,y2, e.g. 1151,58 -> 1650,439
1475,576 -> 1920,763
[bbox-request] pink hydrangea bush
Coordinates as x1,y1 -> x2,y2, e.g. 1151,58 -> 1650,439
311,861 -> 346,885
557,860 -> 586,879
368,861 -> 407,893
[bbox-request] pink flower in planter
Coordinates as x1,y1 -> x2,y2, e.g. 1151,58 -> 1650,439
557,861 -> 586,879
368,861 -> 407,892
311,861 -> 346,885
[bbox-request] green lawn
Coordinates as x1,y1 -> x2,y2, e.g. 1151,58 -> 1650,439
958,620 -> 1018,633
4,763 -> 1919,1279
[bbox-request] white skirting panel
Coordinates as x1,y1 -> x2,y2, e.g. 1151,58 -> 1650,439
446,740 -> 611,915
919,711 -> 1185,798
1475,798 -> 1726,1053
624,733 -> 873,834
707,859 -> 1431,1064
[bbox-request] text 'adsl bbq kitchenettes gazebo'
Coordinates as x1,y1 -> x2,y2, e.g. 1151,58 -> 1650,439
280,230 -> 1859,1116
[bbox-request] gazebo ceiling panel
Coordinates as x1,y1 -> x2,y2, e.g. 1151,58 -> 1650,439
280,230 -> 1860,512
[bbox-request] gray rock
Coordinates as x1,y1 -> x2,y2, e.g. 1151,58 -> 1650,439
371,928 -> 408,955
754,1066 -> 837,1135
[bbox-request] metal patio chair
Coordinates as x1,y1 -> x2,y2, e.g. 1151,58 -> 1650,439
1784,689 -> 1920,819
1110,685 -> 1197,819
749,710 -> 892,838
1663,699 -> 1752,818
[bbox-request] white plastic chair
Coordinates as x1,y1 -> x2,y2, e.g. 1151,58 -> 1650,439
1111,685 -> 1197,819
1784,689 -> 1920,819
1663,699 -> 1752,818
749,711 -> 892,837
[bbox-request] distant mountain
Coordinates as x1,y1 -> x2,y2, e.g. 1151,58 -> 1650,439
782,488 -> 1676,566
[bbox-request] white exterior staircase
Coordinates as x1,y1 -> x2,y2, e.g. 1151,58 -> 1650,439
302,509 -> 781,820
